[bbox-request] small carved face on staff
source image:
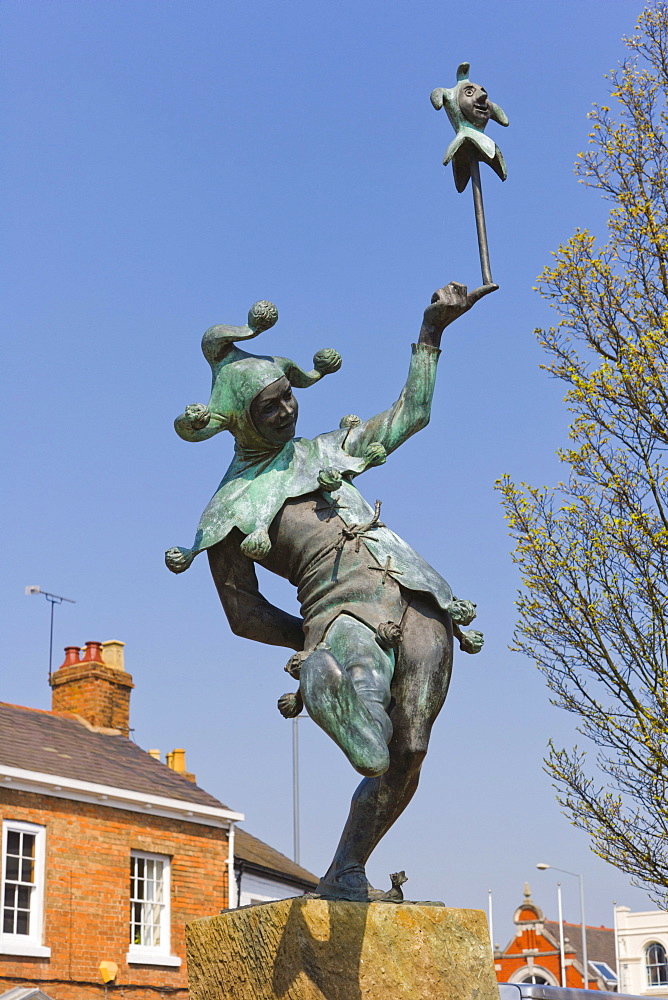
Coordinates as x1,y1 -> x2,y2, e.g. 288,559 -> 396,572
458,81 -> 491,127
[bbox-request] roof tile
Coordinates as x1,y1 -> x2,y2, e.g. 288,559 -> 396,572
234,827 -> 318,888
0,702 -> 228,810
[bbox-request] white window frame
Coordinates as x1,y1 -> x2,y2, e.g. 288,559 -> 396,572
126,850 -> 181,967
0,819 -> 50,958
645,940 -> 668,988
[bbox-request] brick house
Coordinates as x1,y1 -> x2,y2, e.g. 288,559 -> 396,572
494,884 -> 618,991
0,640 -> 317,1000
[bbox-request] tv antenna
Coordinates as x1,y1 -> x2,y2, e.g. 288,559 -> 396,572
25,586 -> 76,682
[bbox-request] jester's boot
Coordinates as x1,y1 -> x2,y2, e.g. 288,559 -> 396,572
315,866 -> 406,903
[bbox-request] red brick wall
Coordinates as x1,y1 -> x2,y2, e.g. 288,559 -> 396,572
0,788 -> 229,1000
50,663 -> 133,736
495,925 -> 600,989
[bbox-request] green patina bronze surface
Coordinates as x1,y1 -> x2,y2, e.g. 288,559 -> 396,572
430,61 -> 509,192
166,283 -> 491,902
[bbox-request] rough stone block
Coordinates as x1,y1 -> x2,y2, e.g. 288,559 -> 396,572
186,897 -> 500,1000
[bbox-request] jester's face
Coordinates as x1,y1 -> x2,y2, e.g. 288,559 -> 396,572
458,82 -> 491,127
250,376 -> 299,446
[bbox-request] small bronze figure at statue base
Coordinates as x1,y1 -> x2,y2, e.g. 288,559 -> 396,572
186,897 -> 500,1000
313,869 -> 409,904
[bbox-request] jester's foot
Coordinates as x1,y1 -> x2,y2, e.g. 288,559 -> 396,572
315,867 -> 406,903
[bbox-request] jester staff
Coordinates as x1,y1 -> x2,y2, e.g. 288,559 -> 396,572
431,62 -> 509,286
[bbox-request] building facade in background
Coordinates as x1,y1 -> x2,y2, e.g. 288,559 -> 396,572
0,640 -> 317,1000
494,884 -> 617,991
616,905 -> 668,998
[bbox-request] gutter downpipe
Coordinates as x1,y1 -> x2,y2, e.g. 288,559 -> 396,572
227,822 -> 237,908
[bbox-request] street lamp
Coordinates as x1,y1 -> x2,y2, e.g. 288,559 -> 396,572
537,862 -> 588,989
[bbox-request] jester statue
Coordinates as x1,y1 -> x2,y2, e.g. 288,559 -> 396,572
166,280 -> 495,902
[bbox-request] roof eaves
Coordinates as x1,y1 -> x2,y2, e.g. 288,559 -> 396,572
234,857 -> 318,891
0,763 -> 244,827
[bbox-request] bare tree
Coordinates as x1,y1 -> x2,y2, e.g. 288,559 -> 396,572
498,4 -> 668,906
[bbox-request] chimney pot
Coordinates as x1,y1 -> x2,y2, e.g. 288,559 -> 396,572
147,749 -> 161,761
61,646 -> 81,667
101,640 -> 126,671
82,641 -> 104,663
166,748 -> 196,782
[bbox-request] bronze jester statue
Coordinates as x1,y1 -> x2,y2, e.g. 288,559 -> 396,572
166,282 -> 494,902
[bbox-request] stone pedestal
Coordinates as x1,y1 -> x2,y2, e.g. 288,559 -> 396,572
186,898 -> 500,1000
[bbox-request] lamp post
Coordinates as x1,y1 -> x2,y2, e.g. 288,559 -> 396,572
537,862 -> 588,989
292,716 -> 300,864
488,888 -> 494,954
556,882 -> 566,986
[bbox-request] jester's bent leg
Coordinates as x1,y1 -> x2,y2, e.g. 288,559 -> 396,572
299,614 -> 395,779
317,592 -> 453,901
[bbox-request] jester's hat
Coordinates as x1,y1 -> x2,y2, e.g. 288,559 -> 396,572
430,62 -> 509,193
174,299 -> 342,451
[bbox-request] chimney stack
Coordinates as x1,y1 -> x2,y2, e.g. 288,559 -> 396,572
50,640 -> 134,736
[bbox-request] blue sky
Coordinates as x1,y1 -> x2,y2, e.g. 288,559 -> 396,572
2,0 -> 658,944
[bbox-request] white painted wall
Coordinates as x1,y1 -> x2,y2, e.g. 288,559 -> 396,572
238,872 -> 305,908
616,906 -> 668,997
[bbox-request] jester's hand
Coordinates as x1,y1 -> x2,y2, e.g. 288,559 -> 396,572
419,281 -> 498,348
184,403 -> 211,429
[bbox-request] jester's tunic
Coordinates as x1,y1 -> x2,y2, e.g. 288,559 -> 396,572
168,342 -> 462,649
216,478 -> 454,651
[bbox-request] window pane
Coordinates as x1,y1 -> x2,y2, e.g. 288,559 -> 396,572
131,901 -> 142,944
3,885 -> 17,933
21,857 -> 34,884
16,885 -> 30,910
5,855 -> 19,881
6,831 -> 20,855
16,909 -> 29,935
